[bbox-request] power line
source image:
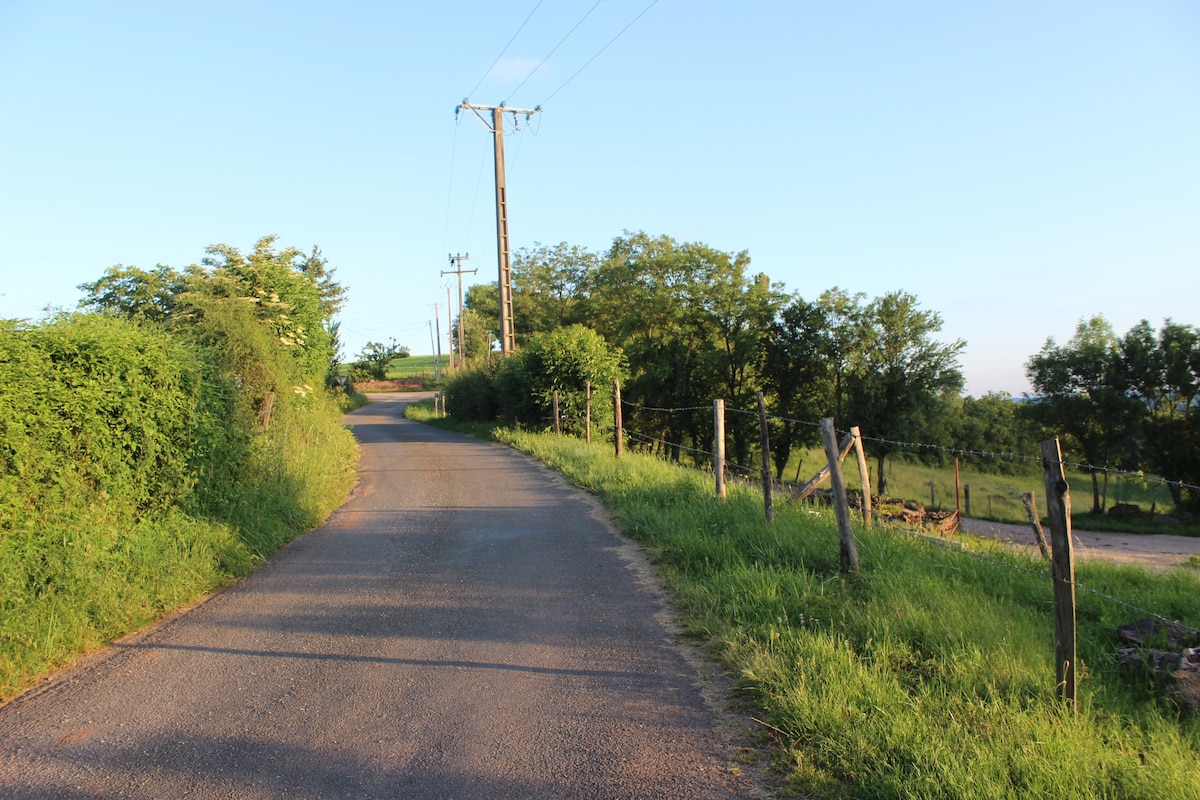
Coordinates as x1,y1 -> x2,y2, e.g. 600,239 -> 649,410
440,115 -> 460,260
505,0 -> 604,103
540,0 -> 660,107
467,0 -> 546,100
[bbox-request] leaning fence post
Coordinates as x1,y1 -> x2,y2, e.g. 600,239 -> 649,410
1020,490 -> 1051,560
822,418 -> 859,573
1042,437 -> 1077,713
850,426 -> 872,528
756,391 -> 774,522
714,399 -> 727,501
613,380 -> 623,459
552,390 -> 562,435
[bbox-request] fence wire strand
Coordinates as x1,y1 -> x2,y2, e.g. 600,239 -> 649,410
878,517 -> 1200,635
712,398 -> 1200,494
544,389 -> 1199,637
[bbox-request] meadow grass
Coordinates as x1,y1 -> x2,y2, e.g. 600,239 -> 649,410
384,354 -> 440,379
480,428 -> 1200,799
768,447 -> 1191,535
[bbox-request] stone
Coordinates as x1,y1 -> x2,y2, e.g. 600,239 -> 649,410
1167,649 -> 1200,713
1117,619 -> 1199,650
1115,622 -> 1200,714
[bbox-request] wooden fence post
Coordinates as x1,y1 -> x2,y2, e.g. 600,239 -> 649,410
1042,437 -> 1077,713
714,398 -> 727,501
613,380 -> 623,459
585,381 -> 592,444
955,458 -> 962,513
1020,490 -> 1051,560
850,426 -> 872,528
756,391 -> 774,523
964,484 -> 971,517
929,479 -> 936,508
822,418 -> 859,573
552,390 -> 561,435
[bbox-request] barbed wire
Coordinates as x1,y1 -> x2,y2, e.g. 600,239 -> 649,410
531,405 -> 1200,633
722,398 -> 1200,494
560,386 -> 1199,497
621,399 -> 712,414
622,419 -> 1200,634
534,390 -> 1200,638
876,516 -> 1200,634
624,428 -> 713,462
854,432 -> 1045,466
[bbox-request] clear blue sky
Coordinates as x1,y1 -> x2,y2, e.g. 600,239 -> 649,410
2,1 -> 1197,397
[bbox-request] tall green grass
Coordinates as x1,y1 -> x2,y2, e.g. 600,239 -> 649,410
494,430 -> 1200,799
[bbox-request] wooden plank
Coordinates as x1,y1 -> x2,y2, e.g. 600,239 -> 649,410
790,433 -> 855,502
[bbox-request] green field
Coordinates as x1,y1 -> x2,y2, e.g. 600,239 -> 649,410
384,354 -> 442,379
775,447 -> 1192,535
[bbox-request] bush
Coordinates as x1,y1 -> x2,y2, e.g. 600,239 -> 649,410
0,308 -> 358,700
442,325 -> 625,432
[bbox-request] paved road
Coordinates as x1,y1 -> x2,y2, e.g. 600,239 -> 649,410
0,394 -> 750,799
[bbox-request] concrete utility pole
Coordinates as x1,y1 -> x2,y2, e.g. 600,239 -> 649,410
456,100 -> 541,355
442,253 -> 477,369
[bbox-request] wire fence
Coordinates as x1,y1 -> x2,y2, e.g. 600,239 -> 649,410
626,396 -> 1200,495
537,389 -> 1200,642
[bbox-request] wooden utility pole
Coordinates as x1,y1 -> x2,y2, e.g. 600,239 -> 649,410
456,100 -> 541,355
446,288 -> 454,368
430,308 -> 441,380
442,253 -> 476,369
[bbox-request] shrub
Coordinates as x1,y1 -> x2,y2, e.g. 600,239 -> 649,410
442,325 -> 624,432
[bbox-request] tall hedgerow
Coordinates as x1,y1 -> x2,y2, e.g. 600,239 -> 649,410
0,237 -> 358,700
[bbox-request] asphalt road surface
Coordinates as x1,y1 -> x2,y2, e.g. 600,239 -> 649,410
0,393 -> 751,799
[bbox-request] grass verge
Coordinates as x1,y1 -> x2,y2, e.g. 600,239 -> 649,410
449,424 -> 1200,798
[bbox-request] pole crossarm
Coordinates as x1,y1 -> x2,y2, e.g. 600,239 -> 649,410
457,100 -> 542,131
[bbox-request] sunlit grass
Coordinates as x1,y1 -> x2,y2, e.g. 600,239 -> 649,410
490,428 -> 1200,799
758,445 -> 1189,534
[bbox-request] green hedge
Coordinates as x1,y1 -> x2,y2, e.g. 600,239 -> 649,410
0,313 -> 357,699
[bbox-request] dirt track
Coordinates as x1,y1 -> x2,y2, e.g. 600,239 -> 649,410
961,517 -> 1200,572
